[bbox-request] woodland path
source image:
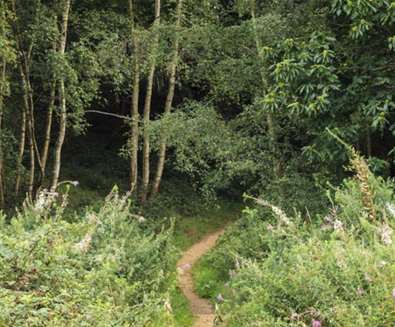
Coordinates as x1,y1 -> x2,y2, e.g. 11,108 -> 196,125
177,229 -> 225,327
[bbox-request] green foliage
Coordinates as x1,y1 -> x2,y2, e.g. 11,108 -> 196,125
150,101 -> 247,195
223,235 -> 395,326
143,177 -> 242,250
332,0 -> 395,41
170,287 -> 194,327
0,3 -> 16,65
194,166 -> 395,326
0,190 -> 176,326
261,32 -> 339,115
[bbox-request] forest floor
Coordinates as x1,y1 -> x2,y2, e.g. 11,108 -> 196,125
177,228 -> 225,327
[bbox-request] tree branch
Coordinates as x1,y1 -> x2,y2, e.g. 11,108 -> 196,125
85,110 -> 141,122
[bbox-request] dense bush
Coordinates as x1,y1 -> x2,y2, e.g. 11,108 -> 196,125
195,158 -> 395,326
0,189 -> 176,326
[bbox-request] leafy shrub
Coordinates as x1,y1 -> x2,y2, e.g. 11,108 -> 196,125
0,190 -> 176,326
221,234 -> 394,326
195,158 -> 395,326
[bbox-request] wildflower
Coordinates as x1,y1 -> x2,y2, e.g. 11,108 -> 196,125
254,198 -> 291,225
235,257 -> 241,271
132,214 -> 146,223
164,299 -> 172,313
267,224 -> 274,232
71,181 -> 79,187
378,260 -> 387,268
34,190 -> 58,212
385,203 -> 395,218
378,224 -> 393,245
87,213 -> 99,225
364,273 -> 373,283
312,320 -> 321,327
60,193 -> 69,209
216,294 -> 224,303
35,194 -> 46,211
356,287 -> 364,296
392,288 -> 395,300
349,151 -> 376,221
271,205 -> 291,225
121,191 -> 132,203
75,233 -> 92,253
324,206 -> 339,223
333,220 -> 343,231
290,312 -> 300,321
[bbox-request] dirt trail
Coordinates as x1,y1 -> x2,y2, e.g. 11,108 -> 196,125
177,229 -> 225,327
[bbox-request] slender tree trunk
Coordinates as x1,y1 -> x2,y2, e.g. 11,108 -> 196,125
27,69 -> 44,187
251,3 -> 280,178
141,0 -> 161,203
40,79 -> 56,184
40,42 -> 57,187
130,53 -> 140,192
27,107 -> 35,198
0,59 -> 6,206
151,0 -> 183,197
11,0 -> 26,197
18,65 -> 35,198
19,73 -> 40,199
128,0 -> 140,193
15,104 -> 26,197
51,0 -> 71,192
11,0 -> 37,198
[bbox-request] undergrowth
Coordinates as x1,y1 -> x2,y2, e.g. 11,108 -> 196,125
0,189 -> 176,326
194,152 -> 395,326
0,167 -> 242,327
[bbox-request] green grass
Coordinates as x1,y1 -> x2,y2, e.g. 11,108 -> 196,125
172,199 -> 242,250
169,198 -> 242,326
171,287 -> 195,327
190,203 -> 243,302
192,260 -> 225,299
169,199 -> 242,326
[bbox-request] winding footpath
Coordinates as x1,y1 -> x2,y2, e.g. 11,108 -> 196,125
177,229 -> 225,327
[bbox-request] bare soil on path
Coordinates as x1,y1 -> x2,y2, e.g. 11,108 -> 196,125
177,229 -> 225,327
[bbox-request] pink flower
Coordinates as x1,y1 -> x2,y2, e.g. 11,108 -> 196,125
312,320 -> 321,327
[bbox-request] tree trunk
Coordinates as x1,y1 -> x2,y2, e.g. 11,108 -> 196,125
26,105 -> 35,198
15,104 -> 26,197
40,79 -> 56,185
50,0 -> 71,192
141,0 -> 161,203
18,65 -> 35,198
11,0 -> 37,198
27,69 -> 44,190
40,42 -> 58,187
0,59 -> 6,206
128,0 -> 140,193
151,0 -> 183,197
